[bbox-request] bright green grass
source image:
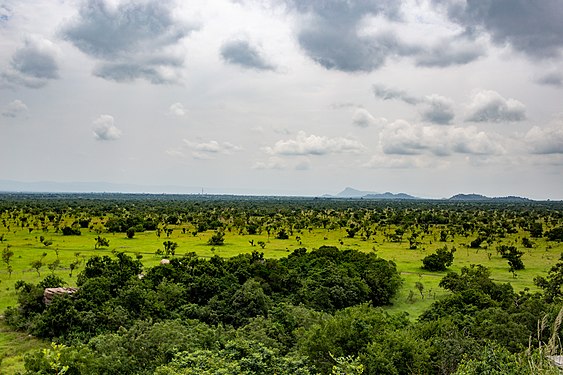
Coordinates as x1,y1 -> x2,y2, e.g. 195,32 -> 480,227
1,224 -> 561,313
0,223 -> 561,371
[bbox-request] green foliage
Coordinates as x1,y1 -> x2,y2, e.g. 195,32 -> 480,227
94,236 -> 109,249
154,338 -> 314,375
126,227 -> 135,239
207,230 -> 225,246
497,245 -> 525,273
454,342 -> 560,375
297,304 -> 410,374
276,228 -> 289,240
61,226 -> 81,236
331,355 -> 364,375
422,245 -> 455,271
535,253 -> 563,302
163,240 -> 178,256
546,227 -> 563,242
2,193 -> 563,374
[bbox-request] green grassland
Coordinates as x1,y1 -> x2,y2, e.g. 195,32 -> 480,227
1,219 -> 560,313
0,211 -> 562,372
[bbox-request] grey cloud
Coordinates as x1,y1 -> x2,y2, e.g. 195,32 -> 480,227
298,27 -> 412,72
287,0 -> 413,72
465,90 -> 526,123
537,72 -> 563,88
414,36 -> 485,67
220,40 -> 275,71
2,37 -> 59,88
93,63 -> 176,84
62,0 -> 195,84
421,95 -> 455,125
0,5 -> 11,23
286,1 -> 402,22
352,108 -> 384,128
11,40 -> 59,79
372,84 -> 420,105
373,84 -> 455,125
287,0 -> 487,72
2,99 -> 28,118
435,0 -> 563,58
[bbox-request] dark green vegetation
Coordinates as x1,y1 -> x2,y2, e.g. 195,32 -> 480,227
1,193 -> 563,374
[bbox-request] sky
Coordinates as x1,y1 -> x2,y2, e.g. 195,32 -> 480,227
1,0 -> 562,199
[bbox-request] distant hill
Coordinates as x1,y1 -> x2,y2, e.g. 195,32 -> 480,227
333,187 -> 419,200
449,193 -> 531,202
449,193 -> 489,201
331,188 -> 533,202
336,187 -> 376,198
363,192 -> 417,200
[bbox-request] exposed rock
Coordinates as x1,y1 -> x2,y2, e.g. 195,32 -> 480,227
43,287 -> 78,305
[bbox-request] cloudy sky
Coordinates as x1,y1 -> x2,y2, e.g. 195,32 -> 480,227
1,0 -> 562,199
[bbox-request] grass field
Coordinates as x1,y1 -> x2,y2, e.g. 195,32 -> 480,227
0,220 -> 562,371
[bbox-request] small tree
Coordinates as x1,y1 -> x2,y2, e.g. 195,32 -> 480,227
163,240 -> 178,256
126,227 -> 135,239
276,228 -> 289,240
94,236 -> 110,249
48,259 -> 60,274
31,259 -> 43,277
415,281 -> 424,299
2,245 -> 14,278
208,230 -> 225,246
497,245 -> 524,274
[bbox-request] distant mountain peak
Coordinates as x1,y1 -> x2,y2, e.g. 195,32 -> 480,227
334,188 -> 418,200
336,187 -> 375,198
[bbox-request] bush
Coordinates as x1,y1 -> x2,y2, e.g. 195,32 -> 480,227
61,226 -> 81,236
422,246 -> 455,271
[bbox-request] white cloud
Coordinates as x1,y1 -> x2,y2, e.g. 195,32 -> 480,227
526,120 -> 563,154
92,115 -> 121,141
168,102 -> 187,117
465,90 -> 526,123
2,100 -> 28,118
380,120 -> 504,156
363,154 -> 423,169
253,157 -> 286,170
182,139 -> 243,159
264,131 -> 365,156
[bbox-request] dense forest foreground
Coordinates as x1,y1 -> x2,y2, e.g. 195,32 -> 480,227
1,193 -> 563,374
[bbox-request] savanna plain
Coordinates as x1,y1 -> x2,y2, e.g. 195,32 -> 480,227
1,193 -> 563,374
